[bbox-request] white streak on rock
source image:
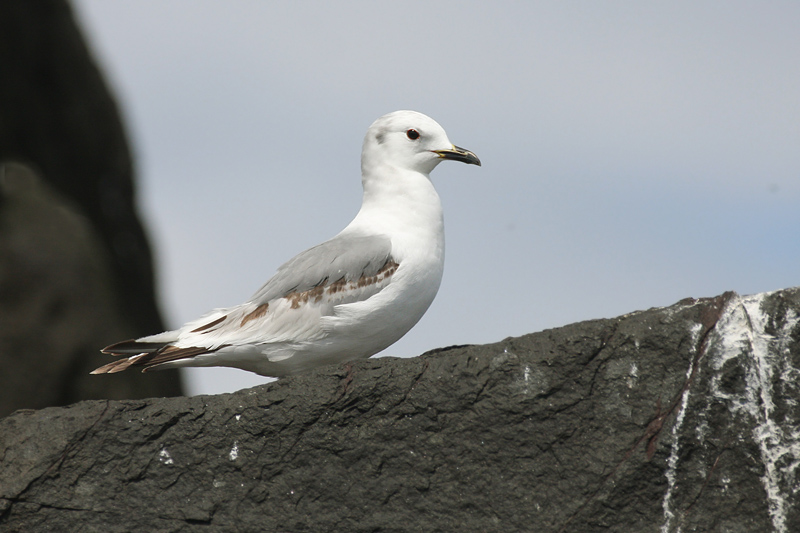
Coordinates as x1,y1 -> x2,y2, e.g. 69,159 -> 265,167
661,322 -> 703,533
710,293 -> 800,533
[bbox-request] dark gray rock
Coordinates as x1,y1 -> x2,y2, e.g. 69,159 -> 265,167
0,164 -> 182,416
0,0 -> 164,336
2,288 -> 800,532
0,0 -> 182,415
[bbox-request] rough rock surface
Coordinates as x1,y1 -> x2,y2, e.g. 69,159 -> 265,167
2,288 -> 800,532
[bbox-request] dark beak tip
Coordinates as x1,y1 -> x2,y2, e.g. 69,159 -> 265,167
456,146 -> 481,167
435,147 -> 481,167
463,152 -> 481,167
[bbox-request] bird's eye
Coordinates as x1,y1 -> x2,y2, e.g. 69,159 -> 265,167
406,129 -> 420,140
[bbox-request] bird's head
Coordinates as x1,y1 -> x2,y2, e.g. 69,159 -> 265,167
362,110 -> 480,177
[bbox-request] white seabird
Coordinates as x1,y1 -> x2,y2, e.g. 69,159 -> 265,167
92,110 -> 480,377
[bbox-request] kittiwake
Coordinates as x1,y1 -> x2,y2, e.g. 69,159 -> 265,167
92,110 -> 480,377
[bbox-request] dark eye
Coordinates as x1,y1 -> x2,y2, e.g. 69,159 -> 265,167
406,129 -> 420,140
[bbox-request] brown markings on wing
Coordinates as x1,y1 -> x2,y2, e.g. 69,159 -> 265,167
283,259 -> 399,309
286,284 -> 325,309
326,277 -> 348,294
240,303 -> 269,326
354,259 -> 399,289
191,315 -> 228,333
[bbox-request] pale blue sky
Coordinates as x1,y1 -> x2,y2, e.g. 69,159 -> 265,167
73,1 -> 800,395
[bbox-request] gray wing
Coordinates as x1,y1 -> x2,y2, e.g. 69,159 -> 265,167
249,233 -> 394,304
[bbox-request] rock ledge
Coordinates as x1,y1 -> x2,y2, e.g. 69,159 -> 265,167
2,289 -> 800,532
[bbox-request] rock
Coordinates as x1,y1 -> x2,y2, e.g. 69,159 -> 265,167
0,164 -> 182,417
0,0 -> 165,336
0,0 -> 183,415
2,288 -> 800,532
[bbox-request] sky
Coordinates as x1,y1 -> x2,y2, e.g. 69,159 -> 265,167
72,1 -> 800,396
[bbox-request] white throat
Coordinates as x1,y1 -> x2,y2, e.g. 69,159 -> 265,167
347,162 -> 444,253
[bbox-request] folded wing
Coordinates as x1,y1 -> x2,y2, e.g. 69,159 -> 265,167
92,232 -> 396,374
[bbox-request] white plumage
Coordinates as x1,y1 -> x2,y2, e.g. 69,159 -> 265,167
93,110 -> 480,377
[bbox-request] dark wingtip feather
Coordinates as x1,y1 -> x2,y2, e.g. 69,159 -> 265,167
93,344 -> 212,375
102,339 -> 170,355
90,356 -> 143,374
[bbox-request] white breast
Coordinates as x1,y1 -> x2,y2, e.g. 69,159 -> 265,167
326,168 -> 444,342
